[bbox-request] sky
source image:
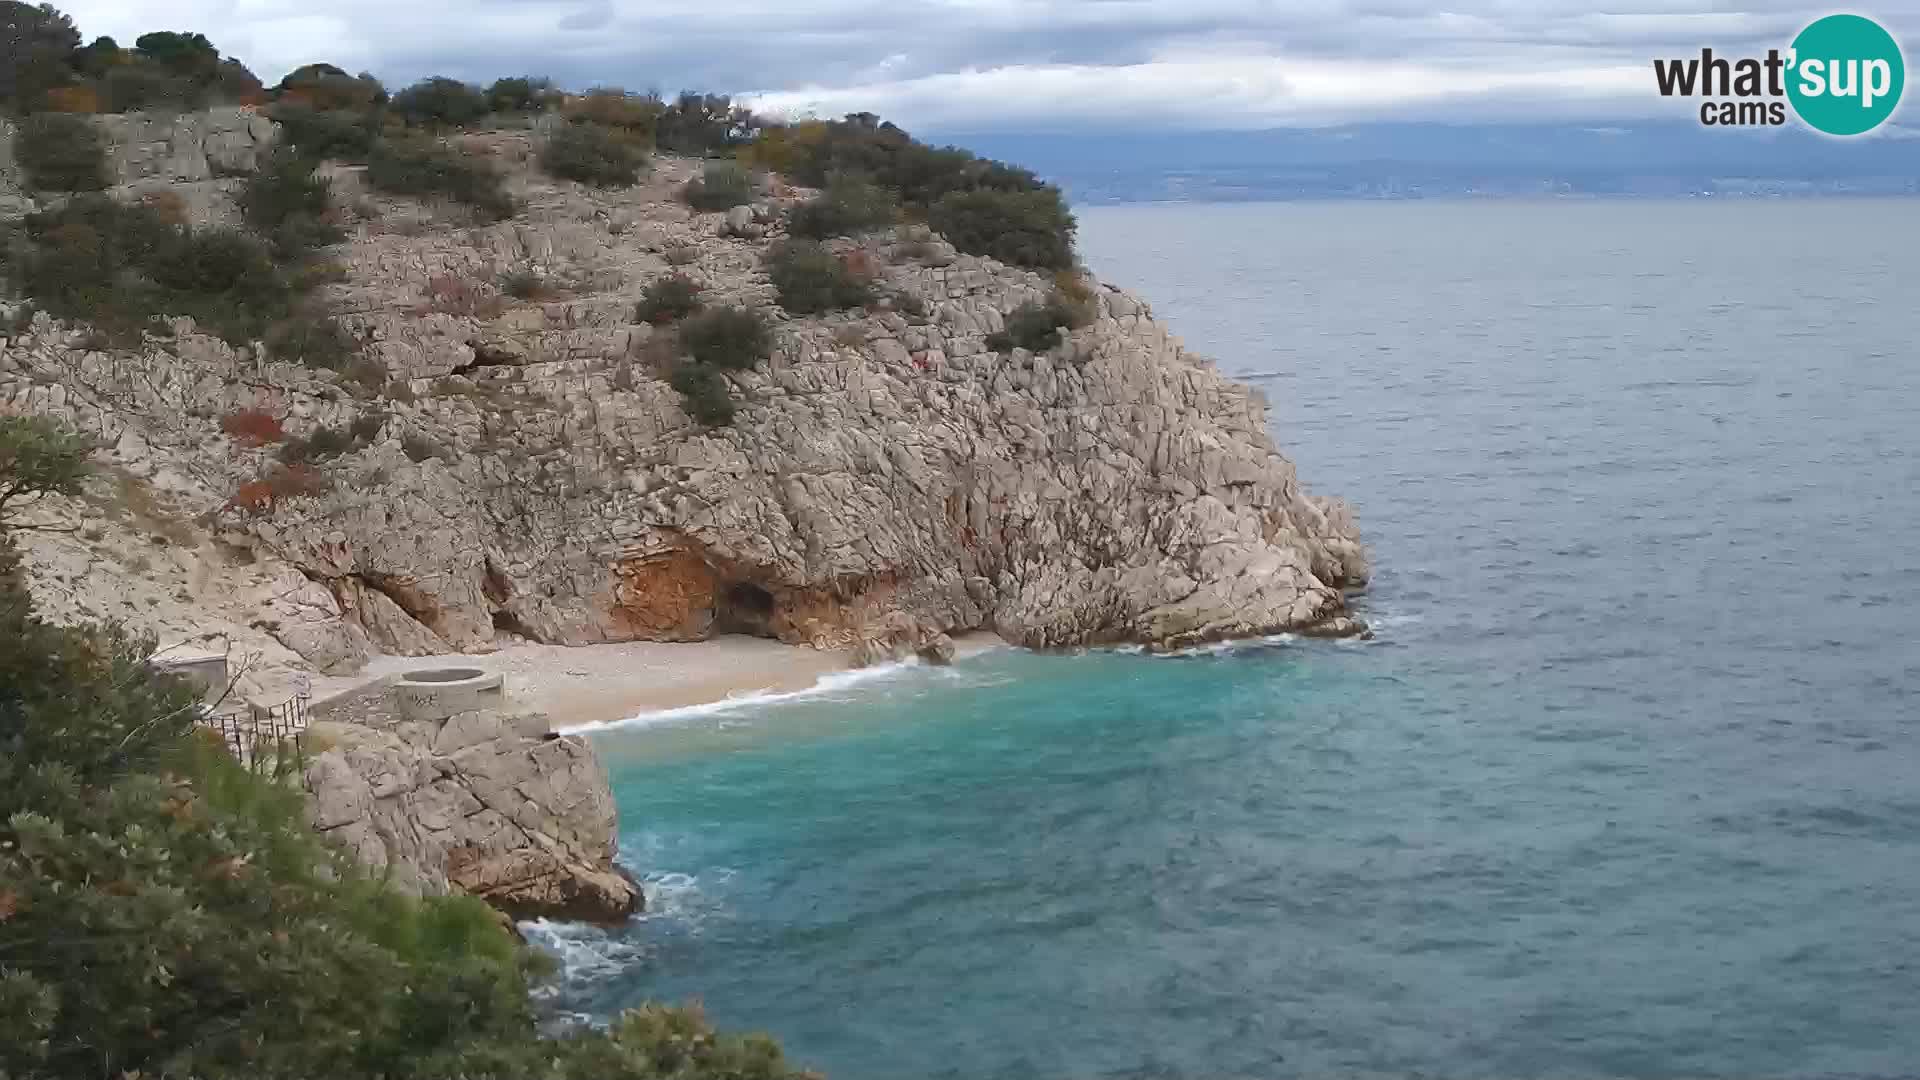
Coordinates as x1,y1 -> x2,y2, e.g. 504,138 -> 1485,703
54,1 -> 1920,133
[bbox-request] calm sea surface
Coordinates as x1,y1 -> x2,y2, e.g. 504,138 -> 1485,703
535,200 -> 1920,1079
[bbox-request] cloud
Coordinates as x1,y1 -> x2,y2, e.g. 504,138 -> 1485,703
51,0 -> 1920,130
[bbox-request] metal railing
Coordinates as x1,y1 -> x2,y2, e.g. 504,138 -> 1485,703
202,692 -> 311,769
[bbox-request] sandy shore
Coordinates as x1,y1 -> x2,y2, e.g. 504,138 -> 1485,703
304,633 -> 1006,730
308,635 -> 852,729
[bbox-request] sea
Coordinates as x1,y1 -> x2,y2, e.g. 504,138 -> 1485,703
528,199 -> 1920,1079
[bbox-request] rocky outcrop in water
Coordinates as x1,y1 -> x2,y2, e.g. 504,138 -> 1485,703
0,113 -> 1367,679
301,696 -> 640,922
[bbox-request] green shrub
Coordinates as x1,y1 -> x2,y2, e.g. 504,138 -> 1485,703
753,116 -> 1077,267
15,112 -> 109,192
240,149 -> 343,260
539,121 -> 647,187
654,91 -> 752,156
683,161 -> 754,211
268,103 -> 379,161
485,76 -> 553,113
786,174 -> 897,239
669,362 -> 735,426
765,239 -> 874,315
263,310 -> 356,370
277,423 -> 353,464
986,293 -> 1094,354
366,138 -> 515,221
390,76 -> 487,127
274,64 -> 386,111
680,306 -> 770,371
635,274 -> 702,324
930,188 -> 1077,270
500,268 -> 548,300
15,196 -> 303,345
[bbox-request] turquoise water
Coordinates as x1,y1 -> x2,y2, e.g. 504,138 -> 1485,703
535,200 -> 1920,1078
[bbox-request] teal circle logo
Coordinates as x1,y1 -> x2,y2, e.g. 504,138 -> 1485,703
1787,14 -> 1905,135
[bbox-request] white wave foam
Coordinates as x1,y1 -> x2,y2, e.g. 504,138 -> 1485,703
559,660 -> 920,734
1146,633 -> 1300,659
520,917 -> 643,987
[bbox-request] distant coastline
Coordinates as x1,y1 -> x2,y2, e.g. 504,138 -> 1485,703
940,119 -> 1920,205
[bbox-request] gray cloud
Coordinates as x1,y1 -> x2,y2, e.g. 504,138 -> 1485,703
55,0 -> 1920,131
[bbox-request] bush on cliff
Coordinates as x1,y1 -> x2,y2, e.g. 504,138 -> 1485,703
366,137 -> 515,221
13,195 -> 297,344
268,102 -> 381,161
766,239 -> 874,315
986,291 -> 1094,355
390,76 -> 488,128
14,111 -> 110,192
929,188 -> 1077,271
669,361 -> 736,426
683,161 -> 755,211
654,91 -> 754,156
486,76 -> 556,113
540,121 -> 648,187
0,414 -> 815,1079
240,148 -> 344,260
681,305 -> 771,371
635,273 -> 703,325
785,174 -> 897,239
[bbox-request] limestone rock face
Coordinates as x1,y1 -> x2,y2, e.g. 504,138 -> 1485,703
94,107 -> 277,184
0,119 -> 1369,670
301,704 -> 641,922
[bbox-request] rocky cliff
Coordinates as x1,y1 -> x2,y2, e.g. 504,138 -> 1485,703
301,690 -> 640,922
0,112 -> 1367,686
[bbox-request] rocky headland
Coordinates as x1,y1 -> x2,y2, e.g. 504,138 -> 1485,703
2,107 -> 1366,920
2,109 -> 1367,681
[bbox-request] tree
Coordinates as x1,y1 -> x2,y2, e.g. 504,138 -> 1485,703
0,415 -> 91,527
0,1 -> 81,111
70,33 -> 120,77
390,76 -> 487,128
132,29 -> 218,77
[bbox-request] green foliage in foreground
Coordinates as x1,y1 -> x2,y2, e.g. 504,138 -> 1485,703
0,417 -> 818,1079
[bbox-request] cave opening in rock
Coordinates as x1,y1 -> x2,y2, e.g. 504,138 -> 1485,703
716,581 -> 778,638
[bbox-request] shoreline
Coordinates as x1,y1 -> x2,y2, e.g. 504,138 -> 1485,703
309,632 -> 1008,730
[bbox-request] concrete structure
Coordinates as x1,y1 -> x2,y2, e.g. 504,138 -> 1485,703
392,667 -> 505,722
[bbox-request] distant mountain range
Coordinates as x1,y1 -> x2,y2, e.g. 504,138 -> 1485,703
937,122 -> 1920,202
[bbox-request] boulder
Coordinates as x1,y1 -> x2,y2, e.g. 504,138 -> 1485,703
301,705 -> 641,923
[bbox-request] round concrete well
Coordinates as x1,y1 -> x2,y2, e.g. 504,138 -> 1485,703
393,667 -> 505,722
